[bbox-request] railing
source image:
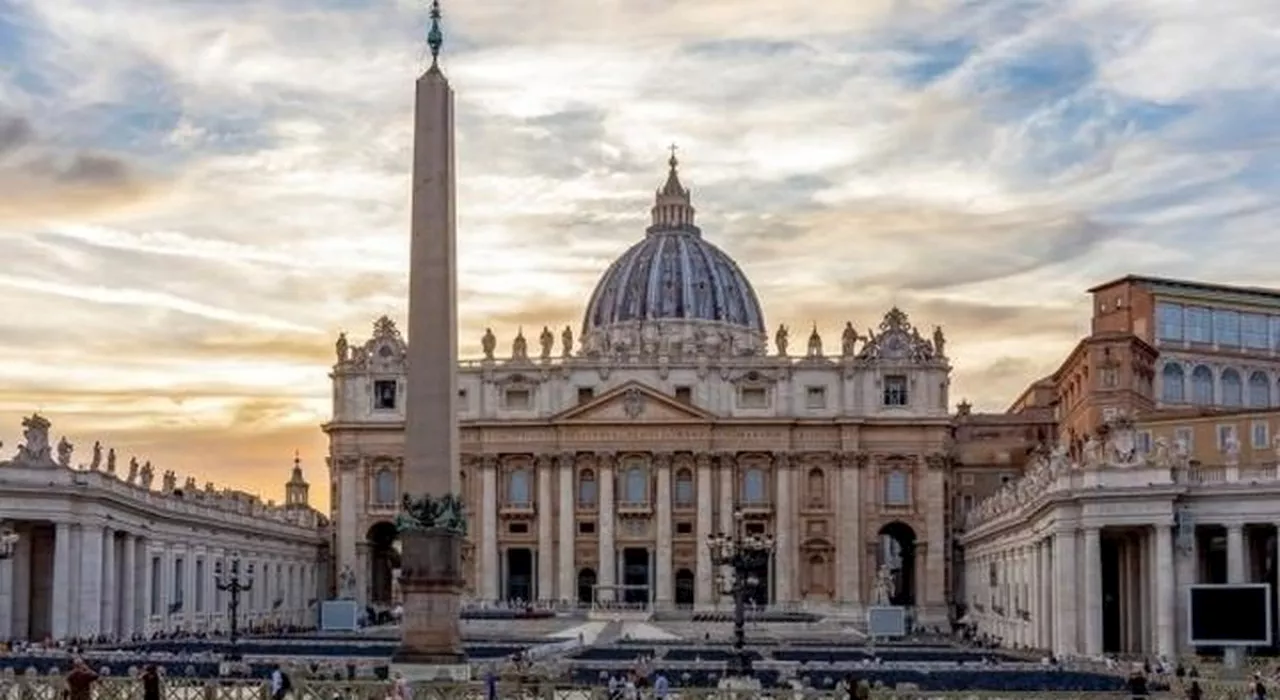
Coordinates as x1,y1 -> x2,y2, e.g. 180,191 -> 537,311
0,676 -> 1261,700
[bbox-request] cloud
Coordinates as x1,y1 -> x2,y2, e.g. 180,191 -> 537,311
2,0 -> 1278,508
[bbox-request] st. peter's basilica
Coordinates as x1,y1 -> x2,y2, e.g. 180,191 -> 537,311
326,154 -> 955,624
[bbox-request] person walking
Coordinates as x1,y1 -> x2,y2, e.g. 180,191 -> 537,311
269,663 -> 293,700
141,665 -> 161,700
65,658 -> 99,700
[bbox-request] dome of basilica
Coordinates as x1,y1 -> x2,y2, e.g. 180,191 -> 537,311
581,154 -> 767,354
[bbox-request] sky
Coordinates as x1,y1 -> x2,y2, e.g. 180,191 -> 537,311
2,0 -> 1278,508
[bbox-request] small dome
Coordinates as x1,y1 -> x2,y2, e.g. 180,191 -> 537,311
581,153 -> 766,351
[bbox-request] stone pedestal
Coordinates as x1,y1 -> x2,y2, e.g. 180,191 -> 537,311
393,529 -> 468,667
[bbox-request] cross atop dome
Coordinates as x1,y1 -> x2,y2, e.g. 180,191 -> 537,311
651,146 -> 697,234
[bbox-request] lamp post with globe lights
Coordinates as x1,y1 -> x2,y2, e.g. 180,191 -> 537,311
707,511 -> 775,682
214,558 -> 254,660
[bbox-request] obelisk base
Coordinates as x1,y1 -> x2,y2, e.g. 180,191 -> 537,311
393,529 -> 469,680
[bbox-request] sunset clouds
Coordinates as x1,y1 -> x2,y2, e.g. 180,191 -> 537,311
2,0 -> 1277,505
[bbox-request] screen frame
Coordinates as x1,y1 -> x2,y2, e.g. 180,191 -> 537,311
1187,583 -> 1272,647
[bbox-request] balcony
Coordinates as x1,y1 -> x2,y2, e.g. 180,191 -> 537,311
738,498 -> 773,517
616,499 -> 652,517
500,500 -> 536,518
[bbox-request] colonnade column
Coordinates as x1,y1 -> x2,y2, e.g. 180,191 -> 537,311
1083,527 -> 1102,656
0,539 -> 12,639
1174,524 -> 1197,655
1224,523 -> 1245,668
479,457 -> 499,601
77,525 -> 104,637
773,455 -> 793,604
1154,524 -> 1175,657
694,455 -> 714,607
597,453 -> 616,601
557,454 -> 576,602
654,454 -> 673,606
535,456 -> 554,602
101,528 -> 117,637
1053,528 -> 1077,656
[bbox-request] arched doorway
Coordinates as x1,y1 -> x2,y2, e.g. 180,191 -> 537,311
674,568 -> 695,606
366,522 -> 400,605
576,568 -> 597,605
877,521 -> 918,606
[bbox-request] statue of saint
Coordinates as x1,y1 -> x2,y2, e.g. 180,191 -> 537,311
807,325 -> 823,357
841,322 -> 857,357
561,325 -> 574,357
481,328 -> 496,360
1224,433 -> 1241,467
932,326 -> 946,357
873,565 -> 895,605
774,324 -> 789,356
127,456 -> 138,483
90,441 -> 102,471
105,447 -> 117,475
539,326 -> 554,360
56,437 -> 73,468
335,332 -> 348,363
339,565 -> 358,599
512,328 -> 528,360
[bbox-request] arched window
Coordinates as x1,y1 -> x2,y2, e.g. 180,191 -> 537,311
806,468 -> 826,506
742,467 -> 767,504
1221,369 -> 1243,407
624,465 -> 648,505
884,472 -> 908,505
674,469 -> 694,507
374,469 -> 397,505
1248,371 -> 1271,408
1161,363 -> 1185,404
1191,365 -> 1214,405
507,468 -> 531,505
577,469 -> 597,506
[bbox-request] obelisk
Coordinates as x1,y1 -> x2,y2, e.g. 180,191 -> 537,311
393,0 -> 468,679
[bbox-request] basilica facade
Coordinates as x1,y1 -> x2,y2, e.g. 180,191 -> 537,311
326,157 -> 955,621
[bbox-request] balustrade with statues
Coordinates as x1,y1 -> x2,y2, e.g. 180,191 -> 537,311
0,414 -> 328,642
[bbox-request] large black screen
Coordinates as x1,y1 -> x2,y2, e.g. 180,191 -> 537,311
1189,584 -> 1270,645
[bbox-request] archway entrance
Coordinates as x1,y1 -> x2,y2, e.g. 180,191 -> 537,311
576,568 -> 597,605
366,522 -> 400,605
621,548 -> 651,604
505,548 -> 534,602
877,521 -> 917,606
674,568 -> 695,606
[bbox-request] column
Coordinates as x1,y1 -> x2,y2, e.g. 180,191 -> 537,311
0,539 -> 12,640
557,454 -> 576,602
1083,527 -> 1102,656
184,546 -> 198,628
1224,523 -> 1246,667
51,524 -> 72,638
597,454 -> 616,600
536,456 -> 554,602
773,455 -> 793,604
160,546 -> 175,630
694,455 -> 714,606
837,454 -> 863,607
479,457 -> 499,601
139,542 -> 153,634
1153,524 -> 1175,657
78,525 -> 104,637
1175,526 -> 1198,655
718,454 -> 734,533
101,528 -> 117,638
654,453 -> 673,606
1053,529 -> 1077,656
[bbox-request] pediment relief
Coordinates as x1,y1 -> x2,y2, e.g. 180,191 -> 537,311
552,381 -> 716,423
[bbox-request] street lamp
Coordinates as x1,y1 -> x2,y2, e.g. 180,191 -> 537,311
706,511 -> 775,683
0,523 -> 18,560
214,558 -> 255,660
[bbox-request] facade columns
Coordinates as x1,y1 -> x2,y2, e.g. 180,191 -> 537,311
1174,525 -> 1197,655
1224,523 -> 1246,666
1083,527 -> 1102,656
51,523 -> 72,639
557,454 -> 576,602
0,544 -> 12,640
536,456 -> 554,601
597,453 -> 616,600
1053,529 -> 1077,656
1154,524 -> 1175,657
694,455 -> 714,606
654,454 -> 673,605
479,458 -> 499,601
837,454 -> 862,606
773,455 -> 793,603
716,453 -> 734,604
101,528 -> 117,637
78,525 -> 105,637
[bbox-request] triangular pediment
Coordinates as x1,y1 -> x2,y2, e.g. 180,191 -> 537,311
552,381 -> 717,423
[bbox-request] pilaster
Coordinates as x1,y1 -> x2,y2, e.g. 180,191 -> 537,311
479,458 -> 499,601
536,456 -> 554,601
597,453 -> 617,599
654,453 -> 673,605
773,454 -> 793,603
694,454 -> 714,606
557,454 -> 576,601
1083,527 -> 1102,656
837,453 -> 863,606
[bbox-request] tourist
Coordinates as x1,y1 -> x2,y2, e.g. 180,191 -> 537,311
1186,679 -> 1202,700
65,658 -> 99,700
269,663 -> 293,700
1127,665 -> 1149,699
653,672 -> 668,700
141,664 -> 161,700
1252,672 -> 1268,700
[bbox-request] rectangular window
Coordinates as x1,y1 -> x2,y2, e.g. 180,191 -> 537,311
1272,316 -> 1280,351
576,387 -> 594,404
1242,313 -> 1270,349
1213,309 -> 1240,346
373,379 -> 398,410
1185,306 -> 1212,343
504,388 -> 531,410
675,521 -> 693,535
739,387 -> 769,409
1137,431 -> 1152,454
961,494 -> 973,514
173,557 -> 185,608
674,386 -> 692,403
508,522 -> 528,534
150,556 -> 161,615
1156,302 -> 1183,341
577,520 -> 595,535
1100,367 -> 1118,388
961,474 -> 975,486
805,386 -> 827,409
884,471 -> 909,505
883,375 -> 909,406
1253,421 -> 1270,449
1217,424 -> 1237,451
1175,426 -> 1194,451
745,522 -> 765,535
